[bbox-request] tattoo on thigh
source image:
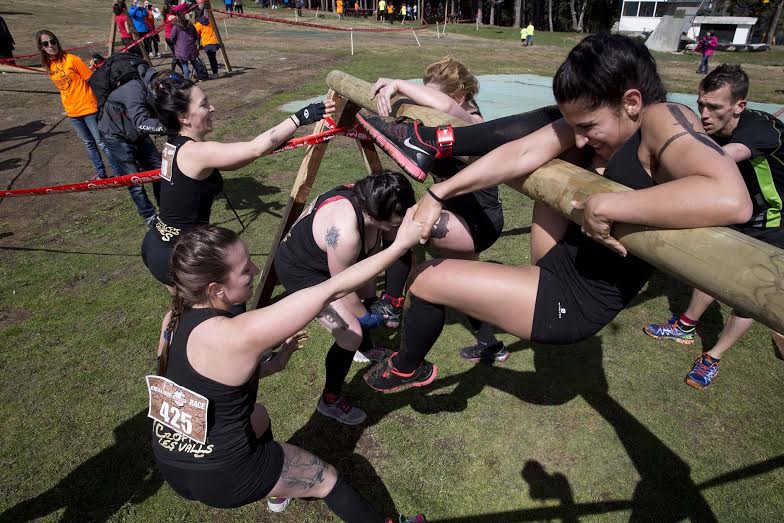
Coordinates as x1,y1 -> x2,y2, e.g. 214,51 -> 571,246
430,212 -> 450,239
318,304 -> 349,330
280,450 -> 327,491
326,225 -> 340,249
657,104 -> 725,164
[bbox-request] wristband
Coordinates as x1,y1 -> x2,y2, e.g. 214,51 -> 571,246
382,294 -> 405,308
427,188 -> 446,204
289,114 -> 300,126
357,312 -> 385,329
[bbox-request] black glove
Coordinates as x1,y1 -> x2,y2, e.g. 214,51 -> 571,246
292,102 -> 327,126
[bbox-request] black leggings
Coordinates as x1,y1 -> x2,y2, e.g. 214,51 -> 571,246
421,105 -> 563,156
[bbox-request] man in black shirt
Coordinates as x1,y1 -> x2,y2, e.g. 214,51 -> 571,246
645,64 -> 784,389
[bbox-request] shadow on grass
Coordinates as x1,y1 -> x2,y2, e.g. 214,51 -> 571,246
218,176 -> 284,231
0,409 -> 162,522
290,337 -> 727,520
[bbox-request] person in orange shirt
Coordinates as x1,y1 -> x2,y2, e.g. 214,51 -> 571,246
387,2 -> 394,23
145,4 -> 161,58
193,7 -> 221,77
37,30 -> 122,181
336,0 -> 344,19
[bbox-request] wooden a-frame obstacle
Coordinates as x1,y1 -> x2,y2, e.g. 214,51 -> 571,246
108,1 -> 232,73
253,70 -> 784,336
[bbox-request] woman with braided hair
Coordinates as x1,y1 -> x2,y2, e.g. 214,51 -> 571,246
141,73 -> 333,294
150,224 -> 426,522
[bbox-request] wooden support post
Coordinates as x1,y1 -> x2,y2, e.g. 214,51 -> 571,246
356,139 -> 383,174
250,92 -> 356,309
205,2 -> 233,72
325,69 -> 784,333
108,14 -> 118,56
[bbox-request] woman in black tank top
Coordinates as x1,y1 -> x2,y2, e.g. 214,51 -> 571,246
140,74 -> 334,288
363,34 -> 753,393
150,223 -> 425,521
273,171 -> 415,425
365,57 -> 509,359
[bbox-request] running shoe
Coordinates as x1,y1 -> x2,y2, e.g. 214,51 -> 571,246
369,294 -> 404,329
364,352 -> 437,393
89,173 -> 107,181
459,341 -> 509,363
316,395 -> 367,425
772,331 -> 784,361
353,345 -> 392,363
385,514 -> 427,523
355,113 -> 436,182
267,497 -> 291,513
643,314 -> 696,345
685,353 -> 720,390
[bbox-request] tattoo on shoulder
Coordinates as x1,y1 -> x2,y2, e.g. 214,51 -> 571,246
430,212 -> 450,239
656,104 -> 725,164
325,225 -> 340,249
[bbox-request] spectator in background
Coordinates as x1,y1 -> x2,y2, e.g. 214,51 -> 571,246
337,0 -> 344,19
0,15 -> 15,65
387,2 -> 394,23
146,4 -> 162,58
97,58 -> 166,226
162,1 -> 186,71
224,0 -> 234,17
297,0 -> 304,16
170,10 -> 203,80
233,0 -> 244,14
37,29 -> 122,181
114,2 -> 143,56
194,7 -> 221,78
129,0 -> 153,55
526,21 -> 534,46
378,0 -> 386,21
399,3 -> 406,23
520,25 -> 527,46
695,31 -> 718,74
412,3 -> 417,21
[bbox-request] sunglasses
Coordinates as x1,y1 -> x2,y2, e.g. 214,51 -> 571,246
40,39 -> 58,48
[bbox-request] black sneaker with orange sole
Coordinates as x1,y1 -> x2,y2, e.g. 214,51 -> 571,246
364,352 -> 438,393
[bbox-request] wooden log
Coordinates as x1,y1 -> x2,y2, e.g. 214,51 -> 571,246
326,69 -> 784,333
205,2 -> 233,73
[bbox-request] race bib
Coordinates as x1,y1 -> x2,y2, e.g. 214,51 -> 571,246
146,375 -> 209,444
160,143 -> 176,183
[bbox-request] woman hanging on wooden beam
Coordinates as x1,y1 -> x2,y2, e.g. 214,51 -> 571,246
355,34 -> 753,392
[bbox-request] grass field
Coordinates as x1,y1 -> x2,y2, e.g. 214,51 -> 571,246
1,2 -> 784,521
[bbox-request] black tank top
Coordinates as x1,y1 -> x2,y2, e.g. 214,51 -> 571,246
152,307 -> 259,467
275,185 -> 371,276
554,130 -> 656,310
155,135 -> 223,241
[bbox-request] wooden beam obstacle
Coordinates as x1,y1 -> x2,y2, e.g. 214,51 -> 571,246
325,70 -> 784,334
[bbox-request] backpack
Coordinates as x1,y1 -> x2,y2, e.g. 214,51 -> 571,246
88,52 -> 150,116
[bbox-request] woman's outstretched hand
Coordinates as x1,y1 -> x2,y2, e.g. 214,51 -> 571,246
281,330 -> 309,353
572,195 -> 627,257
393,206 -> 424,250
370,78 -> 397,117
414,189 -> 444,244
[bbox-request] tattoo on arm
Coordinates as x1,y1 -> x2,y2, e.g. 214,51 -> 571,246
280,449 -> 327,492
318,304 -> 349,330
325,225 -> 340,249
657,105 -> 726,164
430,212 -> 450,239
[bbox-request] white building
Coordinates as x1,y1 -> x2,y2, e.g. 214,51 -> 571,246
619,1 -> 757,45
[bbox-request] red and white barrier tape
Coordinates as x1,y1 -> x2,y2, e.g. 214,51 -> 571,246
1,124 -> 370,198
214,9 -> 434,32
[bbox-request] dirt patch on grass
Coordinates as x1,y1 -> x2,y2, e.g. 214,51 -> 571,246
0,307 -> 32,330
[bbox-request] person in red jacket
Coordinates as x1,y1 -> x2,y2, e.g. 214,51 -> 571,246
695,31 -> 718,74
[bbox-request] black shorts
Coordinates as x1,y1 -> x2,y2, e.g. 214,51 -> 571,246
444,194 -> 504,253
530,247 -> 623,345
141,228 -> 174,286
274,251 -> 329,294
156,439 -> 284,509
